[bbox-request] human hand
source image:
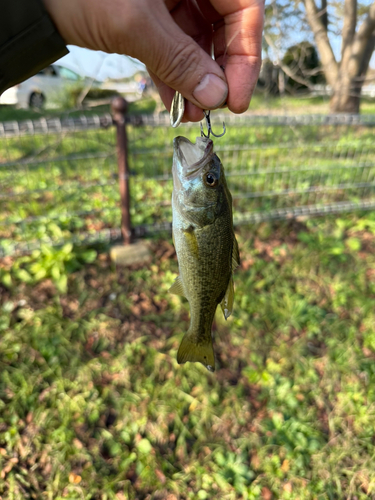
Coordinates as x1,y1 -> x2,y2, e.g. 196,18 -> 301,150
43,0 -> 264,122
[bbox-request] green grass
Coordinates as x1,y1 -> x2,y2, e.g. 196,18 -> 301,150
222,93 -> 375,115
245,94 -> 333,114
2,120 -> 375,255
2,214 -> 375,499
2,98 -> 375,498
0,99 -> 153,123
3,92 -> 375,124
0,104 -> 113,122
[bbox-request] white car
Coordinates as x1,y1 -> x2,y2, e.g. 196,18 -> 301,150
0,65 -> 82,109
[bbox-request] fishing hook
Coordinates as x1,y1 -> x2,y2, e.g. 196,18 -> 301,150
200,110 -> 226,139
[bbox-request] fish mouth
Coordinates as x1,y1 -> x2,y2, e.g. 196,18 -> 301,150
173,137 -> 213,176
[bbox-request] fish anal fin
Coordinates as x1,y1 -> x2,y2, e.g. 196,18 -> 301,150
220,275 -> 234,320
232,236 -> 240,271
177,334 -> 215,372
169,276 -> 185,296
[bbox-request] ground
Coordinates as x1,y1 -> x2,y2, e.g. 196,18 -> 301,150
1,214 -> 375,499
2,94 -> 375,499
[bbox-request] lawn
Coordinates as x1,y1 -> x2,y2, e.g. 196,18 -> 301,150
3,92 -> 375,121
0,99 -> 155,123
3,115 -> 375,256
2,96 -> 375,499
1,214 -> 375,499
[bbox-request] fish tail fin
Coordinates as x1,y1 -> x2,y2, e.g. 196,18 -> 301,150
177,332 -> 215,372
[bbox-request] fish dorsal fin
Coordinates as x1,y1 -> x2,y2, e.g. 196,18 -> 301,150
169,276 -> 185,296
220,275 -> 234,320
232,235 -> 240,272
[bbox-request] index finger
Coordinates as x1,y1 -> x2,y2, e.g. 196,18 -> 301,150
199,0 -> 265,113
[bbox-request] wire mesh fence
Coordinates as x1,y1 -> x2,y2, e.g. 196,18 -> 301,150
2,107 -> 375,257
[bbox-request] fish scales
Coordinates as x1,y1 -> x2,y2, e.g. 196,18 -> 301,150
177,216 -> 232,336
170,135 -> 239,372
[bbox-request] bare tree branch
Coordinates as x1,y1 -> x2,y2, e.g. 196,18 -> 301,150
345,2 -> 375,82
264,34 -> 315,90
319,0 -> 328,30
358,34 -> 375,79
341,0 -> 357,58
303,0 -> 339,86
354,1 -> 375,42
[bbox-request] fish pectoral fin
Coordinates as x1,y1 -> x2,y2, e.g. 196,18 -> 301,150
182,228 -> 199,260
177,334 -> 215,372
169,276 -> 185,296
220,275 -> 234,320
232,236 -> 240,271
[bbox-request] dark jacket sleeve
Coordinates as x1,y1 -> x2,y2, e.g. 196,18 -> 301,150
0,0 -> 69,95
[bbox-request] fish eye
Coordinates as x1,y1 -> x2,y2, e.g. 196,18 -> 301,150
205,172 -> 218,187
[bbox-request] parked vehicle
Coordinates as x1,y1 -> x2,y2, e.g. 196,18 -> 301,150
0,65 -> 82,109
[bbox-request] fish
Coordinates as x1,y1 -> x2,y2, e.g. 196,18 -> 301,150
170,135 -> 240,372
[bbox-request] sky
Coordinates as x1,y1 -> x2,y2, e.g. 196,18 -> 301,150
56,46 -> 145,81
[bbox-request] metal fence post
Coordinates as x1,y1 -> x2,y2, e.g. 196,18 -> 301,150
111,97 -> 132,245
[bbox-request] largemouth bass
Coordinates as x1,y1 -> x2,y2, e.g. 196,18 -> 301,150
170,135 -> 240,372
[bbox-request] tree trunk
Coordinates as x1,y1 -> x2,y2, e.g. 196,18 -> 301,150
330,82 -> 360,113
330,68 -> 361,113
330,34 -> 375,114
278,68 -> 285,95
304,0 -> 375,114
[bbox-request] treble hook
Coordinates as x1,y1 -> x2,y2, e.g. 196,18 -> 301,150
200,110 -> 226,139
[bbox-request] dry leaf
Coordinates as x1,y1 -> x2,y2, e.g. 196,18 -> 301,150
73,439 -> 83,450
251,453 -> 260,469
69,473 -> 82,484
261,486 -> 272,500
155,469 -> 166,484
283,482 -> 293,493
115,493 -> 127,500
281,459 -> 290,473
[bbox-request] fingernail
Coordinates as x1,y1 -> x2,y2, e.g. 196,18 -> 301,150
193,74 -> 228,109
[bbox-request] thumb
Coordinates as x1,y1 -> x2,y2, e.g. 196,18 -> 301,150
135,6 -> 228,110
